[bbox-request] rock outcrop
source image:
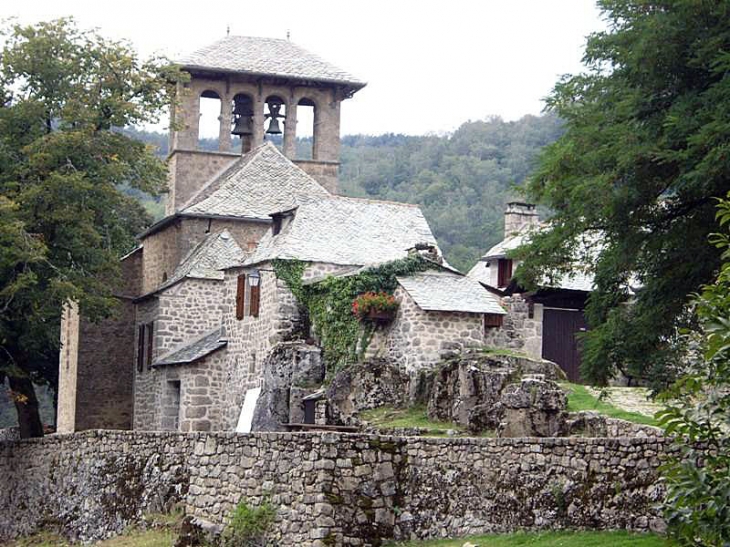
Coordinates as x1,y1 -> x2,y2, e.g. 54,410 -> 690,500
251,342 -> 324,431
325,358 -> 410,425
499,377 -> 568,437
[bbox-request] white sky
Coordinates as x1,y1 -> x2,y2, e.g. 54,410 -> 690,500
2,0 -> 606,136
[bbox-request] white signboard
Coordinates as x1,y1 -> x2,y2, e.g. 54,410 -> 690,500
235,387 -> 261,433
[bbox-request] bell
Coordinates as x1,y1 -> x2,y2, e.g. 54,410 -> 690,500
266,117 -> 282,135
265,99 -> 284,135
231,115 -> 253,136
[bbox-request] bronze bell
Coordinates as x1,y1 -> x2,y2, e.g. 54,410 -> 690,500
265,100 -> 284,135
231,115 -> 253,136
266,117 -> 282,135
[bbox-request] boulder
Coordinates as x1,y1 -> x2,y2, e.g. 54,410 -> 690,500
325,358 -> 410,425
499,377 -> 568,437
251,342 -> 324,431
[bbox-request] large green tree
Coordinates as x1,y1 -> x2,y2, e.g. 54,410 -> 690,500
516,0 -> 730,385
0,19 -> 182,437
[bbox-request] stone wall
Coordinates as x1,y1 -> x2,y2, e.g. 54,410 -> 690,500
383,287 -> 485,373
156,278 -> 225,352
57,249 -> 143,433
0,431 -> 668,545
140,218 -> 268,295
133,299 -> 161,430
484,295 -> 543,359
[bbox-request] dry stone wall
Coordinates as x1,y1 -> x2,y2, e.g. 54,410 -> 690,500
1,430 -> 668,546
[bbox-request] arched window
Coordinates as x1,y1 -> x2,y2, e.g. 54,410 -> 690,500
264,95 -> 286,149
231,93 -> 254,154
296,98 -> 316,160
198,90 -> 222,150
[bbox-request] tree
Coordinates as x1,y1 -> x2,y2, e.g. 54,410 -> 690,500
657,196 -> 730,546
0,19 -> 183,437
515,1 -> 730,385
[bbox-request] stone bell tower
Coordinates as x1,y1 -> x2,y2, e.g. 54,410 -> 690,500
166,36 -> 366,214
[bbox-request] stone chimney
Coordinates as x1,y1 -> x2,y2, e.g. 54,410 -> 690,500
504,202 -> 539,236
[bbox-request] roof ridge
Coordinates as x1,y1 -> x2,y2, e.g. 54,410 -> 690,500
309,194 -> 420,209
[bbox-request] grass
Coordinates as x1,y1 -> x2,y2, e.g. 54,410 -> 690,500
385,530 -> 672,547
6,528 -> 176,547
563,383 -> 658,426
7,513 -> 182,546
360,405 -> 488,437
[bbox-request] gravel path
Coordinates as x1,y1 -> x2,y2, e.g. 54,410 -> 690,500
585,386 -> 662,417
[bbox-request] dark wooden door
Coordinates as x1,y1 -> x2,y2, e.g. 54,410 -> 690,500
542,308 -> 587,382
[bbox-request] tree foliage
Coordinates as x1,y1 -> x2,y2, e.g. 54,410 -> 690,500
657,197 -> 730,546
0,18 -> 182,436
516,0 -> 730,385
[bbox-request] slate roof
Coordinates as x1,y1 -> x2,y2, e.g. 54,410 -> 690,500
243,195 -> 440,267
397,271 -> 506,315
181,143 -> 330,220
178,36 -> 365,90
467,226 -> 595,293
153,326 -> 227,367
142,230 -> 244,298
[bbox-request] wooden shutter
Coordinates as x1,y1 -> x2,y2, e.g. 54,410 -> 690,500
146,321 -> 154,368
236,274 -> 246,320
484,314 -> 504,328
250,283 -> 260,318
498,259 -> 513,287
137,325 -> 145,373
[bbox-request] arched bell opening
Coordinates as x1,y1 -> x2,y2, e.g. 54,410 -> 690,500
198,90 -> 222,151
231,93 -> 254,154
263,95 -> 287,149
296,98 -> 316,160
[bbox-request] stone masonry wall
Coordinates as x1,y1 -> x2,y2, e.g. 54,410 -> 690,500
485,295 -> 543,359
140,219 -> 268,295
382,287 -> 485,374
0,431 -> 668,546
134,277 -> 227,431
57,247 -> 143,433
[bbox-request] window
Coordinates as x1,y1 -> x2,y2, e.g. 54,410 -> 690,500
497,258 -> 513,288
484,314 -> 504,330
296,98 -> 316,160
136,321 -> 154,372
236,274 -> 246,320
236,272 -> 261,320
137,325 -> 144,373
146,321 -> 154,367
198,90 -> 222,150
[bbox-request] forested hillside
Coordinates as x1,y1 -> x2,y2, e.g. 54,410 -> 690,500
132,113 -> 563,271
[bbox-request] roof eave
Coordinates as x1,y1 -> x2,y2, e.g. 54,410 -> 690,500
180,64 -> 367,93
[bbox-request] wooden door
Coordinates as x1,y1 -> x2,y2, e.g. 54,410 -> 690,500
542,308 -> 587,382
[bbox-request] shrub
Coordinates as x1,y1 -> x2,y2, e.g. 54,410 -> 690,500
222,500 -> 276,547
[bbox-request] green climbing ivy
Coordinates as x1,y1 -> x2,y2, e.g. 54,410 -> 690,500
272,255 -> 434,374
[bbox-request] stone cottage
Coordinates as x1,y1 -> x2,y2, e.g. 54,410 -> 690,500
57,35 -> 507,435
468,202 -> 594,381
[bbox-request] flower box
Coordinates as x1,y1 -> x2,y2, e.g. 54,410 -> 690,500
352,292 -> 398,325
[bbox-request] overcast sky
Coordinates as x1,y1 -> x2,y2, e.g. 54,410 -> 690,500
2,0 -> 607,136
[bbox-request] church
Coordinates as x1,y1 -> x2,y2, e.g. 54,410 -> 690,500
56,36 -> 507,434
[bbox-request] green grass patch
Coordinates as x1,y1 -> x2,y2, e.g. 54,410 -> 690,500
478,347 -> 534,360
360,405 -> 494,437
386,530 -> 671,547
7,528 -> 176,547
563,383 -> 658,426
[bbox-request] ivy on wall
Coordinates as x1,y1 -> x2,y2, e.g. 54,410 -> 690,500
272,255 -> 434,374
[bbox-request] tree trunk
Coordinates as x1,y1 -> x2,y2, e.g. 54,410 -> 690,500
8,375 -> 44,438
